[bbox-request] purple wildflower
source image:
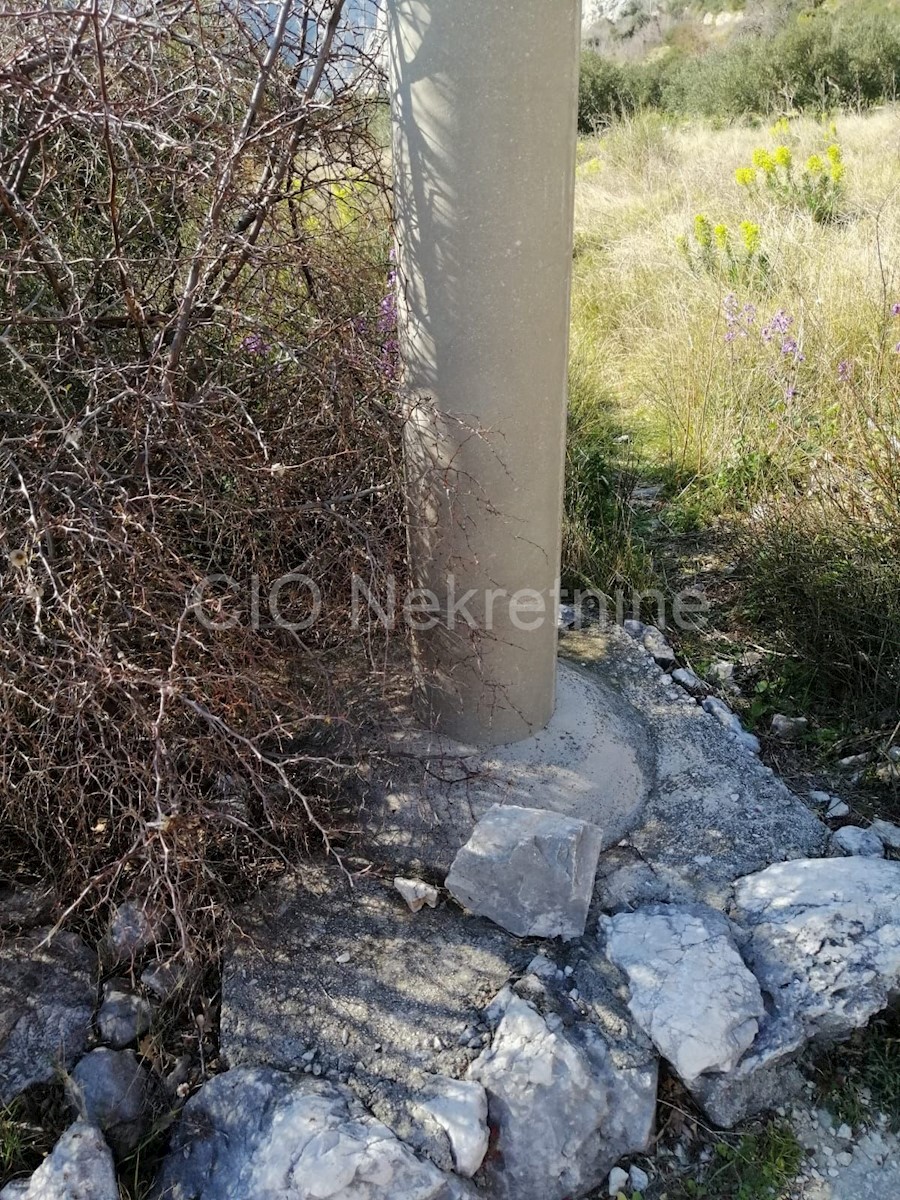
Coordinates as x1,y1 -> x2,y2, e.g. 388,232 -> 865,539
785,385 -> 797,400
242,332 -> 270,355
892,302 -> 900,317
837,360 -> 853,382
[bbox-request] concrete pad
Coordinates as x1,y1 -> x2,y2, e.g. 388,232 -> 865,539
370,623 -> 826,909
371,658 -> 652,877
559,624 -> 827,907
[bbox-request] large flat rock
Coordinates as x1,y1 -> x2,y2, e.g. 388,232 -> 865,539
602,904 -> 764,1084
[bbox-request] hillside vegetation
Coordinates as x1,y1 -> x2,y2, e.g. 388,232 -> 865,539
580,0 -> 900,126
568,106 -> 900,730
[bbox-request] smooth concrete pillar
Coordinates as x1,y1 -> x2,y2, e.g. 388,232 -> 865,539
386,0 -> 581,746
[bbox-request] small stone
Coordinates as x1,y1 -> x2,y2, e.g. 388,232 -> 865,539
836,1150 -> 853,1166
836,1124 -> 853,1141
140,959 -> 191,1002
608,1166 -> 629,1196
702,696 -> 742,735
68,1048 -> 154,1157
335,951 -> 351,963
418,1076 -> 490,1178
394,878 -> 440,913
630,1164 -> 650,1191
642,627 -> 676,669
737,730 -> 761,754
838,753 -> 871,770
623,619 -> 645,641
672,667 -> 708,696
446,804 -> 604,940
771,714 -> 809,740
826,798 -> 851,819
707,660 -> 737,689
99,899 -> 166,967
96,979 -> 154,1049
830,826 -> 884,858
808,790 -> 832,806
870,820 -> 900,850
558,604 -> 577,630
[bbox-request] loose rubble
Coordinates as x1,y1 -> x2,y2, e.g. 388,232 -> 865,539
153,1068 -> 472,1200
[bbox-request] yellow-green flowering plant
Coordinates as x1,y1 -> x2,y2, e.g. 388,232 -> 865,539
735,141 -> 846,223
677,213 -> 770,288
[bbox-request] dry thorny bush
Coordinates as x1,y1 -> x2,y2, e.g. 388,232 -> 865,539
0,0 -> 407,951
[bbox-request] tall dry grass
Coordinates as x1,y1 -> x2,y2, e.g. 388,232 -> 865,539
570,108 -> 900,716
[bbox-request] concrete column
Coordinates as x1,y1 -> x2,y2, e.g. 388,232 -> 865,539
386,0 -> 580,745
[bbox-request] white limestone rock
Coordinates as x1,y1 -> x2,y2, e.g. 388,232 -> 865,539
630,1164 -> 650,1192
733,857 -> 900,1045
418,1078 -> 489,1178
702,695 -> 742,735
830,826 -> 884,858
642,627 -> 676,669
672,667 -> 708,696
394,878 -> 441,913
0,1124 -> 118,1200
0,931 -> 95,1105
608,1166 -> 629,1195
602,905 -> 764,1084
467,988 -> 657,1200
771,714 -> 810,741
152,1068 -> 471,1200
871,819 -> 900,850
446,804 -> 604,940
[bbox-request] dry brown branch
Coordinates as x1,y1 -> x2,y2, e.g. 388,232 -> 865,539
0,0 -> 403,951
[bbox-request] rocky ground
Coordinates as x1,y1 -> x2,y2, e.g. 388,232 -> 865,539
1,622 -> 899,1199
